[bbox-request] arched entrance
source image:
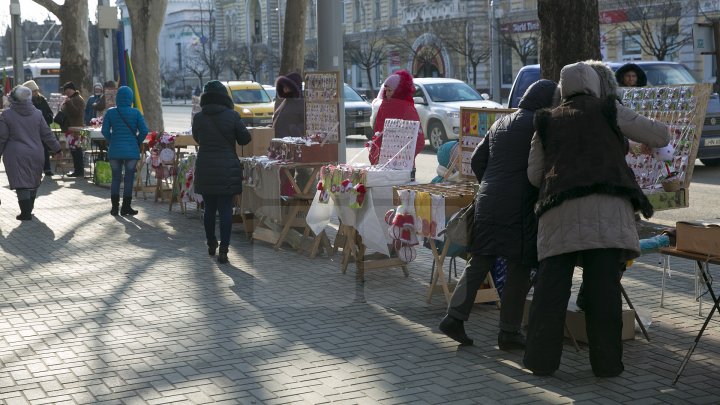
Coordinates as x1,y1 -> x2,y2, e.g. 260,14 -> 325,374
409,33 -> 451,78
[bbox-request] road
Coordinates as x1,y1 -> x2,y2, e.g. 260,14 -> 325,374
162,104 -> 719,225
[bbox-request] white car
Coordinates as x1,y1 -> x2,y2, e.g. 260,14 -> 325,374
371,77 -> 502,151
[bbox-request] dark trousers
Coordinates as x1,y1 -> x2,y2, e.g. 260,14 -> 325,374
43,146 -> 51,172
523,248 -> 625,376
202,194 -> 234,247
447,254 -> 532,333
71,148 -> 84,174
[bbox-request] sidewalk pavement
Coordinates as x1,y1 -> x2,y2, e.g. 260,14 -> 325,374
1,169 -> 719,404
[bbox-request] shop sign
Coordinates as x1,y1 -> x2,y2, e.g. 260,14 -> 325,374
501,20 -> 539,34
600,10 -> 627,24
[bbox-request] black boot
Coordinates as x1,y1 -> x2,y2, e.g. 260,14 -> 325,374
121,196 -> 138,216
208,239 -> 219,256
439,315 -> 473,346
16,199 -> 32,221
218,245 -> 229,264
110,195 -> 120,216
498,330 -> 526,351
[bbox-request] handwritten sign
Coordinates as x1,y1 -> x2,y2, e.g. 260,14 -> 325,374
304,71 -> 340,143
377,118 -> 419,170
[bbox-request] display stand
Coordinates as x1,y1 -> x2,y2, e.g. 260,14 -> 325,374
659,247 -> 720,384
168,135 -> 198,212
304,71 -> 341,142
458,107 -> 515,180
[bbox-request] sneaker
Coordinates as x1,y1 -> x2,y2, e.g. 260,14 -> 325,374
67,172 -> 84,178
439,315 -> 473,346
498,330 -> 526,351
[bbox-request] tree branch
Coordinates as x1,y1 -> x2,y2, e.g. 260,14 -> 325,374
31,0 -> 61,17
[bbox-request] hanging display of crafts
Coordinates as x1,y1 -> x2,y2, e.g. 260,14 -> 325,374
304,71 -> 340,143
376,119 -> 420,170
145,131 -> 176,179
316,164 -> 368,208
458,108 -> 515,179
620,85 -> 708,192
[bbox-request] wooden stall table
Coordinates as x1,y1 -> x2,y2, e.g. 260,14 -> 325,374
659,247 -> 720,384
392,182 -> 500,305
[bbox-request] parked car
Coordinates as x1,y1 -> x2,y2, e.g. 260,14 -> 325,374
262,84 -> 277,102
174,85 -> 193,100
223,81 -> 274,127
344,83 -> 373,138
508,62 -> 720,166
372,77 -> 503,151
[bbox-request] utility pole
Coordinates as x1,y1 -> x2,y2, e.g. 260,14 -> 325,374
317,0 -> 346,163
489,0 -> 501,104
98,0 -> 118,83
10,0 -> 24,85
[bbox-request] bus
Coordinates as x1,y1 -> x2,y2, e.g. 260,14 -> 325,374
2,58 -> 61,97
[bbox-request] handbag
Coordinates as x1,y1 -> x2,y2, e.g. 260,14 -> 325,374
53,110 -> 67,131
439,199 -> 475,246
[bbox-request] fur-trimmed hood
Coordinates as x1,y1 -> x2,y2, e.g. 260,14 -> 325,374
615,63 -> 648,87
558,60 -> 619,101
276,75 -> 303,98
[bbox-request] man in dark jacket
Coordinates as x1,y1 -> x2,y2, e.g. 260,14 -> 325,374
58,81 -> 86,177
438,79 -> 558,349
192,80 -> 251,264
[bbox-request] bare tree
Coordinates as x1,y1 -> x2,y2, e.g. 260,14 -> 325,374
244,43 -> 273,82
185,49 -> 209,87
225,43 -> 248,80
344,31 -> 389,90
125,0 -> 168,131
618,0 -> 694,61
500,29 -> 539,66
304,43 -> 318,72
436,20 -> 491,88
31,0 -> 91,96
279,0 -> 308,75
538,0 -> 601,82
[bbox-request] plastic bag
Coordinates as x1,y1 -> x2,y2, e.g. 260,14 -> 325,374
94,160 -> 112,184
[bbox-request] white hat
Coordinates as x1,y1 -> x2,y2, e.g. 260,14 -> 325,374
11,85 -> 32,102
22,80 -> 39,92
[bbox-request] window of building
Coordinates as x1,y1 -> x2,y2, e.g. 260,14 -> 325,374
354,0 -> 361,23
501,44 -> 513,85
375,0 -> 381,19
622,31 -> 642,57
309,1 -> 315,29
524,38 -> 538,65
391,0 -> 398,16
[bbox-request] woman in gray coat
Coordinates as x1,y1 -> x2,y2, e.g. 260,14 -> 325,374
0,85 -> 61,220
523,61 -> 669,377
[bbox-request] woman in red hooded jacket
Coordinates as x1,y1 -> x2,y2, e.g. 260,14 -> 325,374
368,70 -> 425,179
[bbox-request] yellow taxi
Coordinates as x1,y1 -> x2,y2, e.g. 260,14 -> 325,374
223,81 -> 274,127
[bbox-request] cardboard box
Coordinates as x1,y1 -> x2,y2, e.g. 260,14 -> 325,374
676,219 -> 720,257
238,127 -> 275,157
522,295 -> 636,343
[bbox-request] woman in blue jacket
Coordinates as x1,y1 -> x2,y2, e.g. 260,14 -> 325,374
101,86 -> 149,216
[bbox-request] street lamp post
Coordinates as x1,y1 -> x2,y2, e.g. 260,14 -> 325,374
10,0 -> 24,84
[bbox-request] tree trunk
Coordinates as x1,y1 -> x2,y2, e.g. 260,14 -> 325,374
365,67 -> 374,91
537,0 -> 601,82
279,0 -> 308,76
472,63 -> 478,88
125,0 -> 168,132
32,0 -> 91,97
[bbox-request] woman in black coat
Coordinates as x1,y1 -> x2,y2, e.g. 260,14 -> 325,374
439,79 -> 558,349
192,80 -> 251,264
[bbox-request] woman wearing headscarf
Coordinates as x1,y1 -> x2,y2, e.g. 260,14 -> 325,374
84,83 -> 104,125
438,80 -> 558,350
523,61 -> 669,377
23,80 -> 55,176
192,80 -> 251,264
101,86 -> 149,216
0,85 -> 61,220
368,70 -> 425,179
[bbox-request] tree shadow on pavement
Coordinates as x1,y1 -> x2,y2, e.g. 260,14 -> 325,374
0,217 -> 75,263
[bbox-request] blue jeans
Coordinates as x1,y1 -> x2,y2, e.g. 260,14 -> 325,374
109,159 -> 138,197
202,194 -> 234,247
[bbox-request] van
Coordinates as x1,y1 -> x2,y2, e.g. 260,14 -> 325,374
223,81 -> 274,127
507,62 -> 720,166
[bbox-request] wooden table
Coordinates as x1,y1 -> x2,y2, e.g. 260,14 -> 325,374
659,247 -> 720,384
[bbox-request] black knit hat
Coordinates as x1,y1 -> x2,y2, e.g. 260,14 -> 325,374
62,81 -> 76,91
203,80 -> 227,95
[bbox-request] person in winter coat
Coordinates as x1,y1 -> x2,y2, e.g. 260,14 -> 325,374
0,85 -> 61,220
438,79 -> 558,349
101,86 -> 149,216
272,72 -> 305,137
523,61 -> 669,377
23,80 -> 55,176
93,80 -> 118,119
192,80 -> 251,264
57,81 -> 86,177
84,83 -> 103,125
615,63 -> 647,87
368,70 -> 425,180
